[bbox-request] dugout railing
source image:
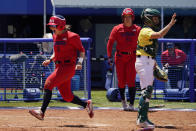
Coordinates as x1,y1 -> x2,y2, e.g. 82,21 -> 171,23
0,38 -> 196,102
0,38 -> 92,101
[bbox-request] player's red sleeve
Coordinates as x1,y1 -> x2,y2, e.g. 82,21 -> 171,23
71,35 -> 85,53
107,27 -> 117,58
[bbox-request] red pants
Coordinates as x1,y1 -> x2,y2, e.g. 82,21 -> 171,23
115,52 -> 136,88
44,63 -> 75,102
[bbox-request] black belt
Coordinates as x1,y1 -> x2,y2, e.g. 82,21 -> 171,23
55,60 -> 70,64
117,51 -> 136,55
137,55 -> 155,59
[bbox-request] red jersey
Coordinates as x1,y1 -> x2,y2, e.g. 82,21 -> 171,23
53,31 -> 85,63
161,49 -> 187,66
107,24 -> 141,57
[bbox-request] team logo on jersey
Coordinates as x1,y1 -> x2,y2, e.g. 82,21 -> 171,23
63,38 -> 67,40
120,32 -> 135,37
54,41 -> 66,45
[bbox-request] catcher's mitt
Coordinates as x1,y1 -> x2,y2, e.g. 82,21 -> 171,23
153,64 -> 168,82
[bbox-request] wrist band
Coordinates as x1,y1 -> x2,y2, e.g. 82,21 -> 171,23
49,59 -> 53,62
78,57 -> 84,64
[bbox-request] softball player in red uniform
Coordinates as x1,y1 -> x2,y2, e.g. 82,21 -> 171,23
29,15 -> 94,120
107,8 -> 141,111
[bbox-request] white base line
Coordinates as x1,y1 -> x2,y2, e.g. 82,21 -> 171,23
0,106 -> 196,112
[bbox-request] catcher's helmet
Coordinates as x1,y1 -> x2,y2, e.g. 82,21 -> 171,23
47,15 -> 66,31
122,8 -> 135,21
141,8 -> 160,30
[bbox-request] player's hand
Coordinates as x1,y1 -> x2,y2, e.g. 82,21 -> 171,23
169,13 -> 177,26
42,60 -> 51,66
108,57 -> 114,66
164,63 -> 169,68
75,63 -> 82,70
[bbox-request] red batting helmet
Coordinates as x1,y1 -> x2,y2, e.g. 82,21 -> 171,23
47,15 -> 66,31
122,8 -> 135,21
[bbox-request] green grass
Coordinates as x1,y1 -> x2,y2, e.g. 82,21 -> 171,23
1,90 -> 196,109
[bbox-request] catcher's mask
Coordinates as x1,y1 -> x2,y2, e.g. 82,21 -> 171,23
47,15 -> 66,31
121,8 -> 135,21
141,8 -> 161,31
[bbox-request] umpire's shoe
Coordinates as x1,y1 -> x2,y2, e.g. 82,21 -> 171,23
29,109 -> 44,120
86,100 -> 94,118
136,119 -> 155,129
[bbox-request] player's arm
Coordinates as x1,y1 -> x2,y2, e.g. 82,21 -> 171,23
107,27 -> 117,66
49,52 -> 55,61
42,52 -> 55,66
151,13 -> 176,39
73,35 -> 85,70
107,27 -> 117,58
75,51 -> 85,70
177,51 -> 187,66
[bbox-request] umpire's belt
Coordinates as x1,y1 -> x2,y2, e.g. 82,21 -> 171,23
55,60 -> 70,64
137,55 -> 155,59
117,51 -> 136,55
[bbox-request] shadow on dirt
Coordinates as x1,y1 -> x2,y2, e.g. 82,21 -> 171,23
155,125 -> 179,129
59,125 -> 97,128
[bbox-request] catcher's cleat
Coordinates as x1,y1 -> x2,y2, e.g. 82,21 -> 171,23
147,119 -> 154,126
137,119 -> 155,129
29,109 -> 44,120
86,100 -> 94,118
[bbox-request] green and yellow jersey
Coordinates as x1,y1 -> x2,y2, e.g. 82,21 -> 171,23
136,27 -> 158,57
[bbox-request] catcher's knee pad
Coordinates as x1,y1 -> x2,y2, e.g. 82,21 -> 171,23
141,85 -> 153,99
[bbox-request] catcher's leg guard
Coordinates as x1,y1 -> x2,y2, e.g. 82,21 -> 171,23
137,86 -> 154,125
137,96 -> 148,122
141,85 -> 153,99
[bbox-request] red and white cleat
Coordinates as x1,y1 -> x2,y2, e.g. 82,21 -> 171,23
86,100 -> 94,118
29,109 -> 44,120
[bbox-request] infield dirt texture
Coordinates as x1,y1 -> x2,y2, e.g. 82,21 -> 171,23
0,109 -> 196,131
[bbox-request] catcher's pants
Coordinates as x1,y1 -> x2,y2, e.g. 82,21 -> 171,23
135,56 -> 155,90
44,63 -> 75,102
115,52 -> 136,88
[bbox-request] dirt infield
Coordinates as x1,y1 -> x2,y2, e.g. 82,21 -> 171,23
0,109 -> 196,131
